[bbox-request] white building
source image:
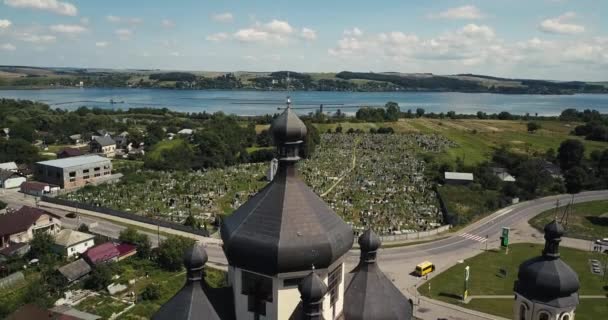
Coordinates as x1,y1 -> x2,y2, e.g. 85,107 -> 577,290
444,171 -> 474,185
0,170 -> 26,189
0,162 -> 18,172
53,229 -> 96,258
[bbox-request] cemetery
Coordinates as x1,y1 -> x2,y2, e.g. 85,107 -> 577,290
60,132 -> 456,235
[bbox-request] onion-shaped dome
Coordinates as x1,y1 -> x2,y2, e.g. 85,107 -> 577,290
515,220 -> 580,308
299,271 -> 328,303
344,229 -> 413,320
270,102 -> 307,145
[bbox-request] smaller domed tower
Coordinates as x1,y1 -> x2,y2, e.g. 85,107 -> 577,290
513,220 -> 580,320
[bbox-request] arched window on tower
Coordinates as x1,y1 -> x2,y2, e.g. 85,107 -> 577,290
519,303 -> 529,320
561,313 -> 570,320
538,311 -> 550,320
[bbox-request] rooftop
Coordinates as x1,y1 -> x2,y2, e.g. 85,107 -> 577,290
54,229 -> 95,247
444,172 -> 474,181
0,161 -> 18,171
57,258 -> 92,283
0,206 -> 59,237
37,155 -> 110,169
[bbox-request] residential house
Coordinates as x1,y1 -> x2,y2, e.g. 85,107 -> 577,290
0,243 -> 30,261
114,131 -> 129,148
492,167 -> 516,182
53,229 -> 96,258
542,161 -> 564,179
90,136 -> 116,158
69,134 -> 82,144
83,242 -> 136,265
56,259 -> 92,284
83,242 -> 120,265
444,171 -> 474,185
0,161 -> 18,172
0,169 -> 26,189
35,155 -> 113,189
57,147 -> 83,159
20,181 -> 59,196
0,206 -> 61,248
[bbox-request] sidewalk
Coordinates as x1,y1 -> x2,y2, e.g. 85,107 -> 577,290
407,287 -> 510,320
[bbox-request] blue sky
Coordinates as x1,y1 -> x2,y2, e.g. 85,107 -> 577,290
0,0 -> 607,80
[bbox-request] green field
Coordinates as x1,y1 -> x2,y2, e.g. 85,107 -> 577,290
530,200 -> 608,241
420,243 -> 608,319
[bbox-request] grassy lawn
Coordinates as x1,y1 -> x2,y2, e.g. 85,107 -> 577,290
530,200 -> 608,241
77,294 -> 131,320
246,146 -> 273,153
116,258 -> 227,319
437,185 -> 500,225
419,243 -> 608,318
462,298 -> 608,320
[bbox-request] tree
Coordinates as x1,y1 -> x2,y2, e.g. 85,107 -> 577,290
514,159 -> 553,199
141,283 -> 162,301
28,232 -> 55,259
385,102 -> 400,122
184,214 -> 201,229
564,166 -> 587,194
85,263 -> 113,290
156,236 -> 195,271
527,122 -> 541,133
0,138 -> 41,164
476,111 -> 487,119
416,108 -> 425,118
335,125 -> 343,133
119,227 -> 152,259
0,200 -> 6,210
78,223 -> 90,233
558,139 -> 585,171
497,111 -> 512,120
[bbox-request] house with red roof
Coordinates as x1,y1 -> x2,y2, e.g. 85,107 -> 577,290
57,147 -> 83,159
0,206 -> 61,248
83,242 -> 120,265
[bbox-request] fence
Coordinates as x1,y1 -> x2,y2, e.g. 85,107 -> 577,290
41,196 -> 209,237
378,225 -> 451,243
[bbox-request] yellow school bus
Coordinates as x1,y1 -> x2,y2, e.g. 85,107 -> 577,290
415,261 -> 435,277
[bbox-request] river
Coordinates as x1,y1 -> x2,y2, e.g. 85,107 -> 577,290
1,88 -> 608,116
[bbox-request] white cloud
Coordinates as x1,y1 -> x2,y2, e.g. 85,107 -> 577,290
263,19 -> 293,34
301,27 -> 317,41
460,24 -> 495,39
106,15 -> 121,23
21,33 -> 56,43
95,41 -> 109,47
169,51 -> 180,57
1,43 -> 16,51
234,28 -> 270,42
539,12 -> 585,35
80,17 -> 89,25
212,12 -> 233,23
4,0 -> 77,16
50,24 -> 87,34
115,28 -> 132,40
161,19 -> 174,28
344,27 -> 363,37
106,15 -> 143,25
206,32 -> 228,41
0,19 -> 12,29
431,5 -> 483,20
233,19 -> 295,43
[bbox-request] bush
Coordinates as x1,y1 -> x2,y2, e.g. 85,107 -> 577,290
0,200 -> 6,210
141,284 -> 162,301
